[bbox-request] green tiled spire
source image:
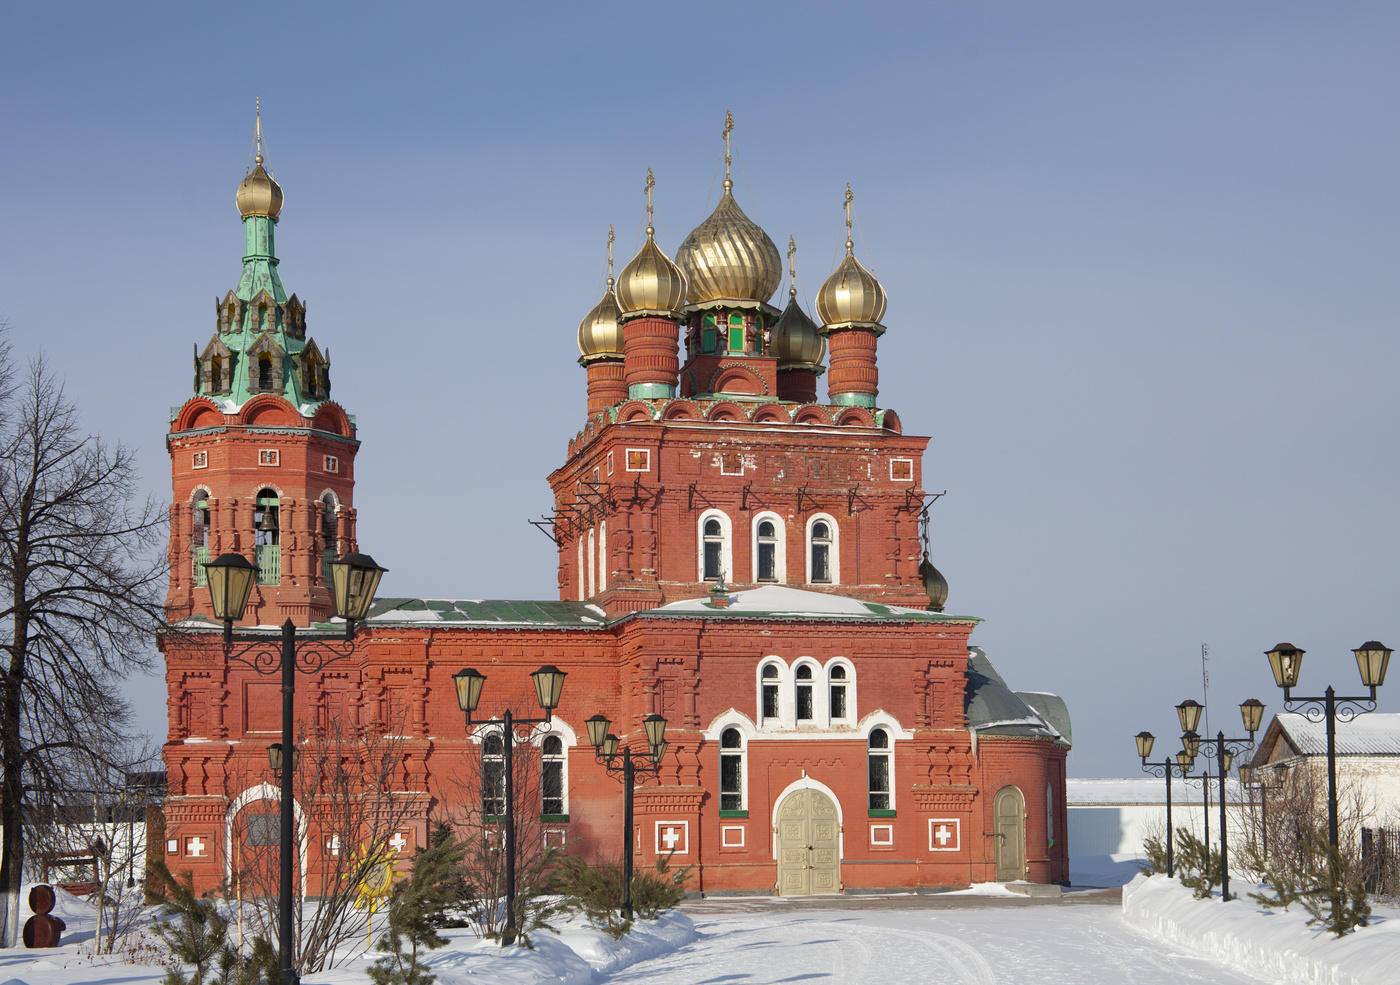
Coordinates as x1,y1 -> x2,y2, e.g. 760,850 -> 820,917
196,104 -> 330,412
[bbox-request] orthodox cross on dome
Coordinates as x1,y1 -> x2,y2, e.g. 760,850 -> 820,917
787,235 -> 798,297
251,95 -> 267,168
644,167 -> 656,236
844,183 -> 855,254
722,109 -> 734,184
607,224 -> 615,286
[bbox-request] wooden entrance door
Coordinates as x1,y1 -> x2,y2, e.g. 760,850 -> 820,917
775,788 -> 841,895
993,786 -> 1025,882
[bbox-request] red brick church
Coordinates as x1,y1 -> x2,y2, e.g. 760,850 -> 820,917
159,118 -> 1071,897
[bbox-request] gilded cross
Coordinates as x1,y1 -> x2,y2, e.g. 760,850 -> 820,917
723,110 -> 734,179
253,96 -> 264,166
606,224 -> 615,284
844,183 -> 854,252
787,235 -> 797,293
644,168 -> 656,232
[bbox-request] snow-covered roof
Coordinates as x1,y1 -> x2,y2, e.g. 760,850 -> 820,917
1068,777 -> 1244,805
1268,712 -> 1400,758
965,648 -> 1070,747
648,585 -> 976,622
364,598 -> 609,628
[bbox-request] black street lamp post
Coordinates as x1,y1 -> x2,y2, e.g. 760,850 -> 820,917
204,551 -> 388,985
584,712 -> 668,920
451,665 -> 567,946
1177,697 -> 1263,902
1263,642 -> 1391,848
1134,731 -> 1190,877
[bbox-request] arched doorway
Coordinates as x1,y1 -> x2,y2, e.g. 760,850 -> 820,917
993,786 -> 1025,882
230,800 -> 286,899
775,788 -> 841,895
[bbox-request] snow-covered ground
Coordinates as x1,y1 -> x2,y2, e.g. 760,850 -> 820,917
1,877 -> 1396,985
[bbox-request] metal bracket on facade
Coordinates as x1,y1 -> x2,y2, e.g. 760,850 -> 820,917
848,483 -> 863,516
579,480 -> 613,512
688,483 -> 697,512
741,482 -> 753,511
527,516 -> 559,545
909,489 -> 947,518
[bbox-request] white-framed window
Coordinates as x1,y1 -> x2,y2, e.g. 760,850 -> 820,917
719,727 -> 745,812
324,455 -> 339,473
482,731 -> 505,817
598,521 -> 607,592
541,734 -> 567,817
828,663 -> 852,723
805,513 -> 840,585
890,458 -> 914,482
760,662 -> 781,723
606,451 -> 614,476
868,728 -> 892,811
794,664 -> 815,722
587,527 -> 596,598
698,509 -> 732,582
750,511 -> 785,584
259,449 -> 280,467
625,448 -> 650,472
192,451 -> 208,469
576,535 -> 585,602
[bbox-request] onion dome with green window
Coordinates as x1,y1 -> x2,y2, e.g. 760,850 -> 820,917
676,113 -> 782,309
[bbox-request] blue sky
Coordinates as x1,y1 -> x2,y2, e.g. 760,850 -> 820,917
3,2 -> 1397,777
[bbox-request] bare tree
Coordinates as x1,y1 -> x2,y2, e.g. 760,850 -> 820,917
224,711 -> 426,975
443,723 -> 566,943
0,327 -> 166,945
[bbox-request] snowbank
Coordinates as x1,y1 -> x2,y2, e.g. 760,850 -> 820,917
1123,874 -> 1400,985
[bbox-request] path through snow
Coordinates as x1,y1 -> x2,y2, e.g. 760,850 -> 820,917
607,905 -> 1274,985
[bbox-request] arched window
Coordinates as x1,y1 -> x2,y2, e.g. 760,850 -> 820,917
698,510 -> 732,583
806,514 -> 840,585
720,728 -> 744,812
587,527 -> 596,597
761,663 -> 780,723
829,665 -> 849,721
727,312 -> 745,353
795,664 -> 814,721
868,728 -> 891,811
258,354 -> 274,390
209,354 -> 223,393
810,522 -> 832,583
576,535 -> 586,602
756,521 -> 777,582
253,489 -> 280,586
192,491 -> 211,587
482,732 -> 505,817
541,735 -> 566,818
703,519 -> 722,580
598,520 -> 608,592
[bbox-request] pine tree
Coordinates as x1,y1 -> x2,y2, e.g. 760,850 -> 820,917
150,858 -> 276,985
367,825 -> 470,985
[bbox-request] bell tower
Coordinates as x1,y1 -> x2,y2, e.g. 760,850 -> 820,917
165,107 -> 362,627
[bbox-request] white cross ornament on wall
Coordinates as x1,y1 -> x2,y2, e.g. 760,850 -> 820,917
390,832 -> 408,854
935,825 -> 952,846
661,827 -> 681,850
187,836 -> 206,857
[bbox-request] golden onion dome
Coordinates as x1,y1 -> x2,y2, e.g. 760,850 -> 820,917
236,155 -> 284,219
617,224 -> 687,318
578,278 -> 624,360
676,178 -> 783,306
770,288 -> 825,367
816,239 -> 887,331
